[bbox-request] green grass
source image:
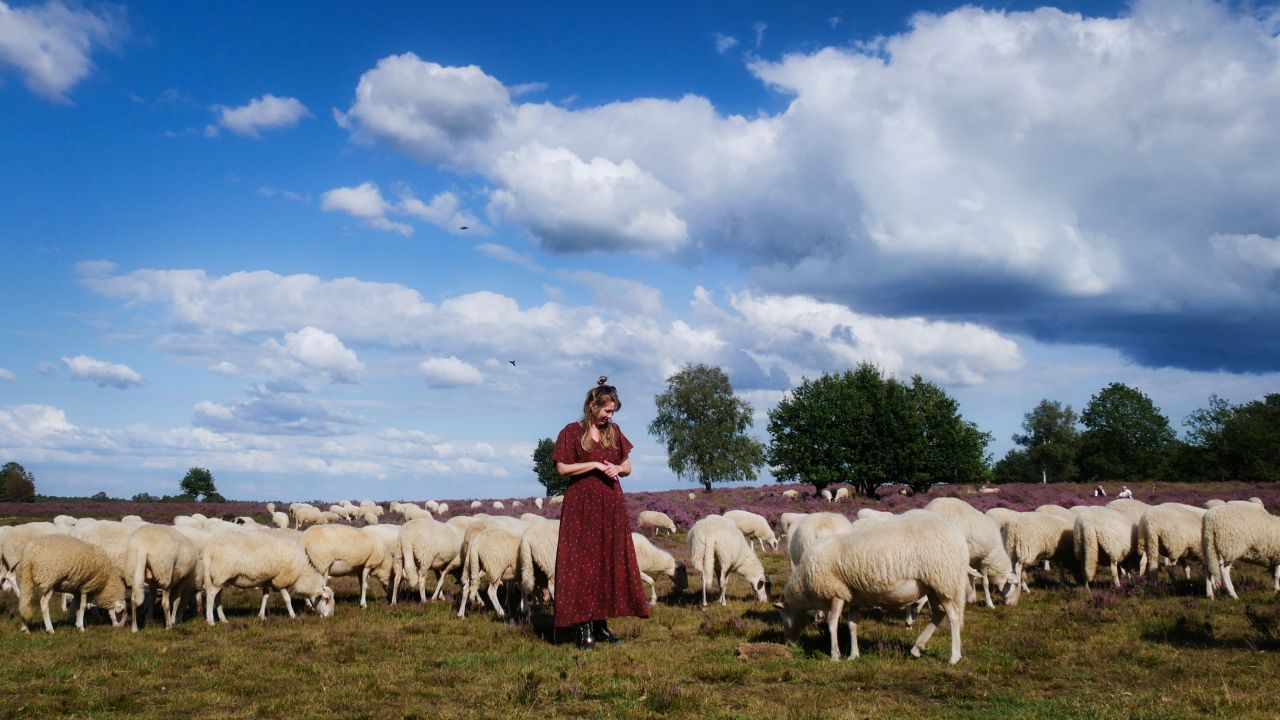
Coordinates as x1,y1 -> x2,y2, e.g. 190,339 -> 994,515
3,548 -> 1279,720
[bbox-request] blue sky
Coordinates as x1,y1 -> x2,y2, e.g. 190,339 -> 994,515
2,0 -> 1278,502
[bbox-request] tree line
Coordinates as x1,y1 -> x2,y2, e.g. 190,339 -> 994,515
0,464 -> 223,504
534,364 -> 1279,496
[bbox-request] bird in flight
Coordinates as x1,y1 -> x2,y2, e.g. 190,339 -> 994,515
508,360 -> 517,367
459,226 -> 469,230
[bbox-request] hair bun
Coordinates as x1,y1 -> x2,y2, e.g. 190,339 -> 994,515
597,375 -> 609,386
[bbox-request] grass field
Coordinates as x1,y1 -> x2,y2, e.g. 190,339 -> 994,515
2,484 -> 1279,719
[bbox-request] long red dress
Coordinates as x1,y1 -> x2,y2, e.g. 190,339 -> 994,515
550,421 -> 650,628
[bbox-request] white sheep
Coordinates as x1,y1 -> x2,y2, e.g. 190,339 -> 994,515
202,531 -> 335,624
292,505 -> 327,529
1136,503 -> 1206,579
358,511 -> 379,526
1034,505 -> 1077,522
301,524 -> 390,608
436,503 -> 450,515
424,500 -> 440,512
511,500 -> 523,508
1202,502 -> 1280,599
359,524 -> 406,604
788,512 -> 854,568
631,532 -> 688,604
834,487 -> 851,502
637,510 -> 677,535
271,511 -> 290,530
778,512 -> 809,540
547,496 -> 564,506
124,524 -> 199,631
1073,506 -> 1135,588
120,515 -> 146,525
399,517 -> 464,603
16,534 -> 127,633
517,519 -> 560,617
724,509 -> 778,552
266,502 -> 276,515
1002,511 -> 1075,600
776,509 -> 970,664
457,526 -> 523,618
53,515 -> 78,528
782,489 -> 800,501
688,492 -> 697,501
984,507 -> 1020,535
1106,498 -> 1152,525
1,522 -> 61,588
688,515 -> 769,606
533,497 -> 543,510
470,500 -> 483,509
402,504 -> 433,521
328,505 -> 352,520
492,501 -> 505,510
923,497 -> 1019,607
820,488 -> 834,502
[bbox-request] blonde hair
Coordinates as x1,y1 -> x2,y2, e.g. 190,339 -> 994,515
579,376 -> 621,451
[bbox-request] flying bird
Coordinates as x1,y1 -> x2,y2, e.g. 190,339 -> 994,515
459,226 -> 469,230
508,360 -> 517,367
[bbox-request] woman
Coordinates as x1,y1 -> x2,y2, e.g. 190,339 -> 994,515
550,376 -> 649,648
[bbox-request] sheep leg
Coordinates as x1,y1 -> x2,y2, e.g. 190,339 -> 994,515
42,591 -> 57,633
431,565 -> 452,602
204,584 -> 218,625
846,609 -> 861,660
639,571 -> 656,605
457,578 -> 470,618
910,597 -> 947,661
1272,564 -> 1279,592
280,588 -> 296,618
981,574 -> 994,609
258,590 -> 271,619
1110,562 -> 1121,588
487,581 -> 505,618
826,597 -> 844,661
359,567 -> 370,608
905,596 -> 927,627
718,567 -> 729,606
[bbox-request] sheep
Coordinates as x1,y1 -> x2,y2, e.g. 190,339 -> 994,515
637,510 -> 677,535
265,502 -> 276,515
470,500 -> 483,509
436,503 -> 450,515
71,520 -> 137,585
16,534 -> 127,633
533,497 -> 543,510
1035,505 -> 1077,522
1136,503 -> 1207,580
820,488 -> 834,502
172,515 -> 203,529
1202,502 -> 1280,599
1106,498 -> 1152,525
328,505 -> 352,520
688,515 -> 769,606
788,512 -> 854,569
202,531 -> 335,624
402,504 -> 433,521
292,505 -> 326,529
271,511 -> 290,530
923,497 -> 1019,607
289,503 -> 318,527
1073,506 -> 1135,588
688,492 -> 697,501
52,514 -> 78,528
778,512 -> 809,540
492,501 -> 505,510
301,524 -> 390,608
834,487 -> 851,502
399,517 -> 464,603
631,532 -> 688,604
547,495 -> 564,506
776,510 -> 970,664
1,522 -> 61,588
782,489 -> 800,501
424,500 -> 440,512
120,515 -> 146,525
517,519 -> 560,617
359,524 -> 406,604
358,511 -> 379,526
724,509 -> 778,552
511,500 -> 523,508
984,507 -> 1020,536
1003,512 -> 1075,600
124,524 -> 199,631
457,526 -> 523,618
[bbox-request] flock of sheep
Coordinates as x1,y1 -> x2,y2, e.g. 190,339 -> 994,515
2,493 -> 1278,667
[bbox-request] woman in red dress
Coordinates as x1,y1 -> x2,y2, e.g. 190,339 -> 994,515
551,376 -> 649,649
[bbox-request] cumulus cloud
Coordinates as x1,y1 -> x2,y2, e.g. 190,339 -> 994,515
397,190 -> 481,233
418,356 -> 484,387
320,182 -> 412,236
209,94 -> 310,138
261,326 -> 365,383
333,0 -> 1280,372
714,33 -> 738,54
193,389 -> 364,435
0,0 -> 124,101
208,361 -> 240,376
61,354 -> 143,388
0,367 -> 14,381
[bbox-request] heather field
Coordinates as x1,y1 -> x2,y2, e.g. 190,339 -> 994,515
2,482 -> 1280,720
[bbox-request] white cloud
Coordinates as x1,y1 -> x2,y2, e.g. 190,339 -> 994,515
61,355 -> 143,388
0,403 -> 76,436
714,33 -> 738,54
397,190 -> 481,233
0,0 -> 124,101
208,361 -> 240,376
210,94 -> 310,138
507,81 -> 547,97
262,326 -> 365,383
752,21 -> 767,48
475,242 -> 544,273
320,182 -> 412,236
0,367 -> 14,381
418,356 -> 484,387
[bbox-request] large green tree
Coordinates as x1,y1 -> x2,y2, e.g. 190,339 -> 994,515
1179,393 -> 1280,483
179,467 -> 218,500
767,363 -> 990,496
648,363 -> 765,492
1078,383 -> 1176,482
1009,399 -> 1080,483
0,461 -> 37,502
532,437 -> 568,497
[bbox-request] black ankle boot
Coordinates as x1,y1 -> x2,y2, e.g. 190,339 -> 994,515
593,620 -> 621,643
575,621 -> 595,650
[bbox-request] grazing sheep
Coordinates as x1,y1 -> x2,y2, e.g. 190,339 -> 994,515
271,511 -> 290,530
834,487 -> 851,502
820,488 -> 834,502
1202,502 -> 1280,599
436,503 -> 450,515
923,497 -> 1019,607
1003,512 -> 1075,600
202,532 -> 335,624
984,507 -> 1020,536
124,524 -> 199,631
788,512 -> 855,568
401,504 -> 433,521
688,515 -> 769,607
328,505 -> 352,521
301,524 -> 389,608
637,510 -> 678,535
359,524 -> 406,604
776,510 -> 970,664
724,510 -> 779,552
1035,505 -> 1077,522
517,519 -> 561,616
292,505 -> 327,530
547,495 -> 564,506
1136,503 -> 1207,579
266,502 -> 276,515
492,501 -> 505,511
120,515 -> 146,525
358,511 -> 379,526
1073,506 -> 1135,588
424,500 -> 439,512
457,526 -> 523,618
782,489 -> 800,501
534,498 -> 543,510
17,534 -> 127,633
1,522 -> 61,588
512,500 -> 523,508
399,517 -> 464,603
631,533 -> 688,604
1106,498 -> 1152,525
778,512 -> 809,540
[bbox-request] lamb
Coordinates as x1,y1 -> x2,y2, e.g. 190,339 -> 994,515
1136,503 -> 1207,579
399,517 -> 464,603
637,510 -> 677,535
788,512 -> 854,568
688,515 -> 769,606
16,534 -> 128,633
1073,506 -> 1135,588
1002,511 -> 1075,600
517,519 -> 560,617
124,524 -> 199,630
724,509 -> 778,552
202,531 -> 335,624
631,532 -> 688,604
923,497 -> 1019,607
301,524 -> 390,608
457,526 -> 523,618
1202,502 -> 1280,599
776,509 -> 970,664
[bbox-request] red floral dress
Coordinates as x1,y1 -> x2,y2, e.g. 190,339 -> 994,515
550,421 -> 650,628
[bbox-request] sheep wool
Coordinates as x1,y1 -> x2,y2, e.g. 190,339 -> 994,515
637,510 -> 677,535
399,517 -> 464,603
1202,502 -> 1280,599
302,524 -> 389,608
17,534 -> 127,634
203,531 -> 334,624
688,515 -> 769,607
1136,503 -> 1206,579
923,497 -> 1018,607
631,532 -> 688,604
1073,506 -> 1135,588
124,524 -> 199,631
787,512 -> 854,569
724,510 -> 779,552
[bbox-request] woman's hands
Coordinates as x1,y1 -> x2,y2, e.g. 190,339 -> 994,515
598,461 -> 620,481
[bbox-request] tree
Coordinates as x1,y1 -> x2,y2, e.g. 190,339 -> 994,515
767,363 -> 990,496
1010,400 -> 1080,483
532,437 -> 568,497
1219,393 -> 1280,483
648,363 -> 765,492
992,448 -> 1036,485
1078,383 -> 1176,482
0,462 -> 37,502
180,467 -> 218,501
